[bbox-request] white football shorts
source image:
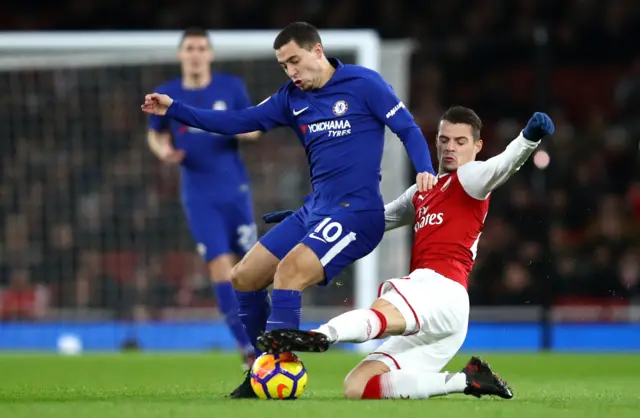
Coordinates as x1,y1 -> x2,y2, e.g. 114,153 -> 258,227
362,268 -> 470,372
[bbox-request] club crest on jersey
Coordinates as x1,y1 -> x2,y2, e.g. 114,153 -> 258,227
332,100 -> 348,116
213,100 -> 227,111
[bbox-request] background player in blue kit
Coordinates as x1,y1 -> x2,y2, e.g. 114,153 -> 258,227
142,22 -> 437,397
146,28 -> 260,368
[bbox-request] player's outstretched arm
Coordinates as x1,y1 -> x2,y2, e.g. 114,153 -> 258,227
234,80 -> 263,142
142,91 -> 289,136
384,184 -> 417,231
458,112 -> 555,200
363,72 -> 436,191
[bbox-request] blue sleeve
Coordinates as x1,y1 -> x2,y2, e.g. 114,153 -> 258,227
364,73 -> 435,175
165,85 -> 290,135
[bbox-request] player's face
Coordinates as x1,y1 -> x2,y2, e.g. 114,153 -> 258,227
275,40 -> 324,90
436,121 -> 483,173
178,36 -> 213,77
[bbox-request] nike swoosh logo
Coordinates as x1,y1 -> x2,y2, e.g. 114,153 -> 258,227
308,233 -> 326,243
293,107 -> 309,116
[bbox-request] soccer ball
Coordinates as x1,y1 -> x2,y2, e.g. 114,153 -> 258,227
250,352 -> 308,400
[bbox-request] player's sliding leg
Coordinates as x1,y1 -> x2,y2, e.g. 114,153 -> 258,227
259,299 -> 401,353
344,274 -> 512,400
344,358 -> 469,400
336,306 -> 511,400
326,308 -> 475,400
262,269 -> 513,400
344,354 -> 512,400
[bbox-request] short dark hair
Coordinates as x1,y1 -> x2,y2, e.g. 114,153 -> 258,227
440,106 -> 483,140
179,27 -> 211,47
273,22 -> 322,50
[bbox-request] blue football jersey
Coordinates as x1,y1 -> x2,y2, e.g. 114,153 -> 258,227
164,59 -> 434,211
148,73 -> 253,202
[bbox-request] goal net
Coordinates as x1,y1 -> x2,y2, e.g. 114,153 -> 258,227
0,31 -> 413,334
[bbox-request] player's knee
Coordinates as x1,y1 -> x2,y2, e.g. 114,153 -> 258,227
343,377 -> 366,399
230,243 -> 279,291
229,263 -> 255,292
229,264 -> 243,289
343,360 -> 390,399
230,260 -> 275,292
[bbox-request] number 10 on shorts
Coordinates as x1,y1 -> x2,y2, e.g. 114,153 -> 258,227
307,217 -> 358,269
309,217 -> 345,243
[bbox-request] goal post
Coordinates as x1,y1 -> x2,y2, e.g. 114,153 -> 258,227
0,30 -> 413,344
0,30 -> 379,69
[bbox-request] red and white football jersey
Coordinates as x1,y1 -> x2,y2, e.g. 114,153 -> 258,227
384,133 -> 540,289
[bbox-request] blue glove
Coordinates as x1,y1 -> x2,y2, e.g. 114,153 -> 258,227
262,210 -> 294,224
522,112 -> 555,142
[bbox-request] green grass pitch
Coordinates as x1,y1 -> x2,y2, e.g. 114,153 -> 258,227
0,352 -> 638,418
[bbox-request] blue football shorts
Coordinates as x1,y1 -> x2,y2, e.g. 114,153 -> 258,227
259,205 -> 384,285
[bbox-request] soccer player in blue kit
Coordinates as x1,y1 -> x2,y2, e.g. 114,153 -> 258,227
142,22 -> 437,398
146,28 -> 260,368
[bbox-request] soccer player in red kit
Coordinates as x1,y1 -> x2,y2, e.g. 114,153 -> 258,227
258,106 -> 555,400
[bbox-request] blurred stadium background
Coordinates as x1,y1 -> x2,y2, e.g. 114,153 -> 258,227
0,0 -> 639,353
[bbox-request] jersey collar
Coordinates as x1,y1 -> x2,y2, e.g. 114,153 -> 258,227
320,58 -> 344,88
327,57 -> 344,69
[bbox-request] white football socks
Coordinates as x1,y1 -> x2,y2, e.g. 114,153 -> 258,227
313,309 -> 384,343
379,370 -> 467,399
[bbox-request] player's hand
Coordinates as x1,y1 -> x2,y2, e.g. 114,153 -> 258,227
522,112 -> 555,142
262,210 -> 295,224
141,93 -> 174,116
416,172 -> 438,192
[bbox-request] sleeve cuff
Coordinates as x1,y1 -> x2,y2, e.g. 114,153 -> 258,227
518,131 -> 541,147
165,100 -> 181,118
